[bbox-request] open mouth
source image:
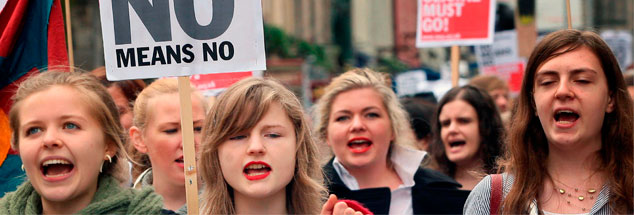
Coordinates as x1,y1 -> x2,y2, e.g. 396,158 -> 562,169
243,161 -> 271,180
40,159 -> 74,179
449,140 -> 466,148
554,110 -> 579,125
347,138 -> 372,153
175,156 -> 184,168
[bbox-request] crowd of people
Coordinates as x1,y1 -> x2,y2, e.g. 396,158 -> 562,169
0,29 -> 632,214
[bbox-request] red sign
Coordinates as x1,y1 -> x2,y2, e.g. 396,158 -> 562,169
189,72 -> 253,96
481,62 -> 525,93
416,0 -> 495,47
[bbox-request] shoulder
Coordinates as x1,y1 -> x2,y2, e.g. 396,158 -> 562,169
463,174 -> 493,214
125,186 -> 164,214
414,167 -> 461,188
463,173 -> 514,215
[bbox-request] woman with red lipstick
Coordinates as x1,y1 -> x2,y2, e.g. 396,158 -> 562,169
464,29 -> 633,214
430,85 -> 504,190
314,68 -> 469,214
198,77 -> 326,214
128,78 -> 208,213
0,71 -> 163,214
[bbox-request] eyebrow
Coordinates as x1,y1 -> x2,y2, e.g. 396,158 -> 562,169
261,124 -> 286,130
536,68 -> 598,76
333,106 -> 381,115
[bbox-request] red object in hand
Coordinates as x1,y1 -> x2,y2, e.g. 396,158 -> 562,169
337,200 -> 373,215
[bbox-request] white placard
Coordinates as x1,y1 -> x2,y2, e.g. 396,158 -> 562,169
601,30 -> 632,71
475,30 -> 519,68
99,0 -> 266,80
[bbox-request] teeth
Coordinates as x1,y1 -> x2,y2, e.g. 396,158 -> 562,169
350,140 -> 368,144
246,172 -> 266,176
246,164 -> 267,170
42,159 -> 70,166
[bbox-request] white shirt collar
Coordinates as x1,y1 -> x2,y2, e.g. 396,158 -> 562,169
332,144 -> 427,190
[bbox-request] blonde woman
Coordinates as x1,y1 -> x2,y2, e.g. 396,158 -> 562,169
128,78 -> 208,212
199,77 -> 328,214
313,68 -> 469,214
1,71 -> 162,214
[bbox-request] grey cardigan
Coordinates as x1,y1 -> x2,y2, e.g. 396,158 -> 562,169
463,174 -> 612,214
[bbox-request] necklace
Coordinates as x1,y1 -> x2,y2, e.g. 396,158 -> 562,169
551,177 -> 600,212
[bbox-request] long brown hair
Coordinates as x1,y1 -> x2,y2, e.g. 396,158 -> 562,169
199,77 -> 325,214
500,29 -> 633,213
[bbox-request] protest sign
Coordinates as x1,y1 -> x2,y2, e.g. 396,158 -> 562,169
475,30 -> 524,93
416,0 -> 496,48
601,30 -> 632,71
189,71 -> 259,97
99,0 -> 266,80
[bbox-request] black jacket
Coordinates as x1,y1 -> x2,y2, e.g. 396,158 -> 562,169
324,158 -> 470,214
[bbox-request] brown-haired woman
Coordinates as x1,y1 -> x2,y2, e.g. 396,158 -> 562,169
198,77 -> 326,214
464,29 -> 633,214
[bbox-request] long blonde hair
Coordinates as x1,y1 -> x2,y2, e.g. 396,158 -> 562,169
199,77 -> 325,214
129,78 -> 208,180
9,70 -> 129,182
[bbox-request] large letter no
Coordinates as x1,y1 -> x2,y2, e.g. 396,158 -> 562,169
174,0 -> 234,40
112,0 -> 171,45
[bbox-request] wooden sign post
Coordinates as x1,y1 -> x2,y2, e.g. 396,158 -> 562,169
450,45 -> 460,87
177,76 -> 199,214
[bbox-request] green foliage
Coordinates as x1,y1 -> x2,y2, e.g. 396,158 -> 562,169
376,56 -> 409,74
263,23 -> 331,68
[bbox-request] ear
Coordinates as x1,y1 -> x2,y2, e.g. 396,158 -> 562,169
606,95 -> 615,113
130,126 -> 148,154
104,141 -> 117,158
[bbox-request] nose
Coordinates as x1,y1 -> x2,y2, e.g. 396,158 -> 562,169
42,129 -> 63,148
446,121 -> 459,135
350,115 -> 367,133
246,136 -> 266,155
496,97 -> 508,112
555,81 -> 574,100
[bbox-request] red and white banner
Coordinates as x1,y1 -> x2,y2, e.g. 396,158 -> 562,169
416,0 -> 495,48
189,71 -> 259,97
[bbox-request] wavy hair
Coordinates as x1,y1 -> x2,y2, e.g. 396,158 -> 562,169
199,77 -> 325,214
499,29 -> 633,213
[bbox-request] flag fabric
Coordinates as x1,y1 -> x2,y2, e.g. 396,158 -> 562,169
0,0 -> 68,166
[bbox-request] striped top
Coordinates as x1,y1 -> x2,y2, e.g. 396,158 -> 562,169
464,174 -> 612,214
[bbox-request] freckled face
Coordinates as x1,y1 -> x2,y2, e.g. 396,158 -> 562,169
533,46 -> 613,148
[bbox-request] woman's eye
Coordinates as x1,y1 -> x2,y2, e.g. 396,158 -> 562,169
576,79 -> 591,84
538,80 -> 554,86
63,122 -> 79,130
163,128 -> 178,134
193,126 -> 203,133
334,116 -> 349,122
366,112 -> 380,118
458,118 -> 472,124
26,127 -> 42,136
266,133 -> 281,138
229,135 -> 247,140
440,120 -> 450,127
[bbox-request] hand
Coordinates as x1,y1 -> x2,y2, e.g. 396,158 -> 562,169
321,194 -> 364,215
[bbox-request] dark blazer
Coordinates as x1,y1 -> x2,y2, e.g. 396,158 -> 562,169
324,158 -> 470,214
